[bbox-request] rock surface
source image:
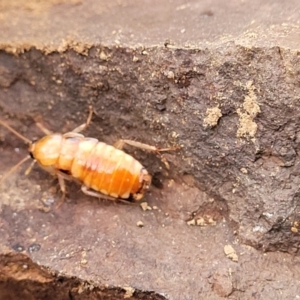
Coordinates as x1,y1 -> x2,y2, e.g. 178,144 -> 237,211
1,0 -> 300,299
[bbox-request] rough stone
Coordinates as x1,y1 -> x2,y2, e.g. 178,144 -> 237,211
1,0 -> 300,299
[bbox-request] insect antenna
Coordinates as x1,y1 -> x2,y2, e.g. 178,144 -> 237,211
0,119 -> 32,145
0,155 -> 31,184
0,118 -> 33,184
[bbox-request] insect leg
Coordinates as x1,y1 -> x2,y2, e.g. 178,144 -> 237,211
35,122 -> 53,135
81,185 -> 118,201
113,139 -> 179,152
52,170 -> 83,208
62,132 -> 84,138
71,106 -> 93,133
114,139 -> 181,170
113,139 -> 126,149
25,160 -> 36,175
55,173 -> 67,208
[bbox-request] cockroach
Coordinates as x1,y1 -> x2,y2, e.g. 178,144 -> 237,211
0,107 -> 178,207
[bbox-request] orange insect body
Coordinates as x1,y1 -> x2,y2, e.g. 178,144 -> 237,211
30,134 -> 150,201
0,107 -> 177,206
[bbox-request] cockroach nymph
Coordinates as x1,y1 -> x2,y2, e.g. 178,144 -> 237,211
0,107 -> 178,207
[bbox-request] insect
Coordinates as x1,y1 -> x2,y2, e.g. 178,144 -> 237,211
0,107 -> 177,207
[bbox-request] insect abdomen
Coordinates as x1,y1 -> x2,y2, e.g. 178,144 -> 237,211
68,139 -> 143,199
33,134 -> 145,200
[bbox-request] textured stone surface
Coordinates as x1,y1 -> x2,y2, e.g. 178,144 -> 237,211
1,0 -> 300,299
0,253 -> 165,300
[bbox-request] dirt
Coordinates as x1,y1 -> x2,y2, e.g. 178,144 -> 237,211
203,106 -> 222,128
1,0 -> 300,299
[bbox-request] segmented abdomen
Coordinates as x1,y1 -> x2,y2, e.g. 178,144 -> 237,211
57,136 -> 143,199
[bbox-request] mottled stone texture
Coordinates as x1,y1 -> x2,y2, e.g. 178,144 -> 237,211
1,0 -> 300,299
